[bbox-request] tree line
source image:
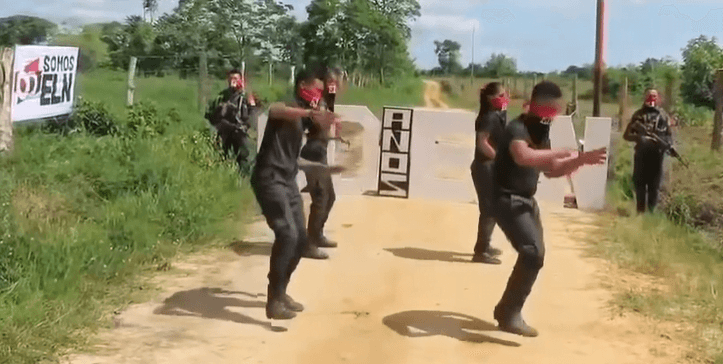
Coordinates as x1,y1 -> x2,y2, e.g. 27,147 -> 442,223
1,0 -> 421,86
426,36 -> 723,110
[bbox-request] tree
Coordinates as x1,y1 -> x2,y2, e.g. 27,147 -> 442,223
368,0 -> 420,39
483,53 -> 516,78
0,15 -> 57,47
681,35 -> 723,109
143,0 -> 159,23
433,39 -> 461,74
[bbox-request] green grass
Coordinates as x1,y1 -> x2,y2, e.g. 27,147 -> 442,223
0,69 -> 256,363
597,121 -> 723,363
0,69 -> 426,363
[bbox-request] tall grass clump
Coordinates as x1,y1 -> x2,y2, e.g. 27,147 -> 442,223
0,87 -> 252,362
601,123 -> 723,363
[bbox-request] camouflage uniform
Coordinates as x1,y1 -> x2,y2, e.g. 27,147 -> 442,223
205,87 -> 258,173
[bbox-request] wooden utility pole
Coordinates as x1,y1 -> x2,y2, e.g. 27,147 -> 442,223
618,77 -> 628,131
198,51 -> 208,112
1,47 -> 14,154
712,69 -> 723,151
593,0 -> 605,116
126,56 -> 137,107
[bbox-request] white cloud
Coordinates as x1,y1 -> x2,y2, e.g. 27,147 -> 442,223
415,14 -> 479,33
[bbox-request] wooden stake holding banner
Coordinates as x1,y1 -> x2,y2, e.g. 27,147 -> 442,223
126,56 -> 137,107
713,69 -> 723,151
0,47 -> 14,154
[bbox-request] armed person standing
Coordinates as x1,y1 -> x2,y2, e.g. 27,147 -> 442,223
623,88 -> 674,214
205,68 -> 260,174
298,67 -> 346,260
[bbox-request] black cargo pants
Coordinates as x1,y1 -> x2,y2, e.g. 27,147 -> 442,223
471,160 -> 497,256
250,167 -> 308,298
633,149 -> 665,213
303,166 -> 336,241
492,193 -> 545,312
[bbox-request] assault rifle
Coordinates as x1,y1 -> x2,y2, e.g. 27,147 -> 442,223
631,123 -> 690,169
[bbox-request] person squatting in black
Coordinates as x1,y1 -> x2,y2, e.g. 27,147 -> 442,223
491,81 -> 607,337
623,88 -> 673,214
250,67 -> 338,320
205,68 -> 260,174
470,82 -> 509,265
298,67 -> 345,260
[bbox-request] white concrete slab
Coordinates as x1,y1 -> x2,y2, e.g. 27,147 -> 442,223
405,108 -> 478,204
572,117 -> 612,211
255,105 -> 381,195
537,115 -> 578,204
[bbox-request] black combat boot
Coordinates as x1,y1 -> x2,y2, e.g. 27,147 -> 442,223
310,235 -> 338,248
266,286 -> 296,320
472,252 -> 502,264
487,246 -> 502,256
493,258 -> 541,337
493,304 -> 538,337
283,294 -> 304,312
302,244 -> 329,260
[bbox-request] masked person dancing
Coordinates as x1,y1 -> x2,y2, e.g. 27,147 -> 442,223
470,82 -> 509,265
491,81 -> 607,336
623,88 -> 673,214
298,67 -> 345,260
251,67 -> 337,320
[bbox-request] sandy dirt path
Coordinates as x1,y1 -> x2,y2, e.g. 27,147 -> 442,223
65,195 -> 688,364
423,80 -> 449,109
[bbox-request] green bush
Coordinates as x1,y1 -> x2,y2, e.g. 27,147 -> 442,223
671,101 -> 714,127
43,98 -> 120,136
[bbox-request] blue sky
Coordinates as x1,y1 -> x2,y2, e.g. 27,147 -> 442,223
3,0 -> 723,72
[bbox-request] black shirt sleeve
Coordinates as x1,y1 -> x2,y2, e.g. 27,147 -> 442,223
508,120 -> 531,143
475,112 -> 497,134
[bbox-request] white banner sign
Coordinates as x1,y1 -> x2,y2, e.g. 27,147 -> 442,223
11,45 -> 79,122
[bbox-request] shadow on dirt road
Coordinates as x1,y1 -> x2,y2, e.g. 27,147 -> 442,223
383,310 -> 520,347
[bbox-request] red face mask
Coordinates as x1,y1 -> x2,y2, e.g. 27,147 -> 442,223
490,94 -> 509,110
231,78 -> 245,91
645,94 -> 658,106
529,103 -> 559,119
327,81 -> 337,94
300,87 -> 323,108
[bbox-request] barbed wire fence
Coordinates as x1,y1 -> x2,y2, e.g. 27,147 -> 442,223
124,53 -> 297,112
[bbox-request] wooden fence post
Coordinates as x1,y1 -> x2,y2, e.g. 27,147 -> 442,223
268,62 -> 273,86
618,77 -> 628,131
712,69 -> 723,151
1,47 -> 14,154
198,52 -> 208,113
126,56 -> 137,107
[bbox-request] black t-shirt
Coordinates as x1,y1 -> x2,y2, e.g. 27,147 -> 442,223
494,117 -> 550,198
300,98 -> 332,163
474,110 -> 507,163
254,97 -> 312,180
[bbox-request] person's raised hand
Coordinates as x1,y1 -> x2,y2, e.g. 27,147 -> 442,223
581,147 -> 607,165
310,110 -> 338,129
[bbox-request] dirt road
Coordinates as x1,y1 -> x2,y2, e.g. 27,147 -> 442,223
423,80 -> 449,109
65,195 -> 688,364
